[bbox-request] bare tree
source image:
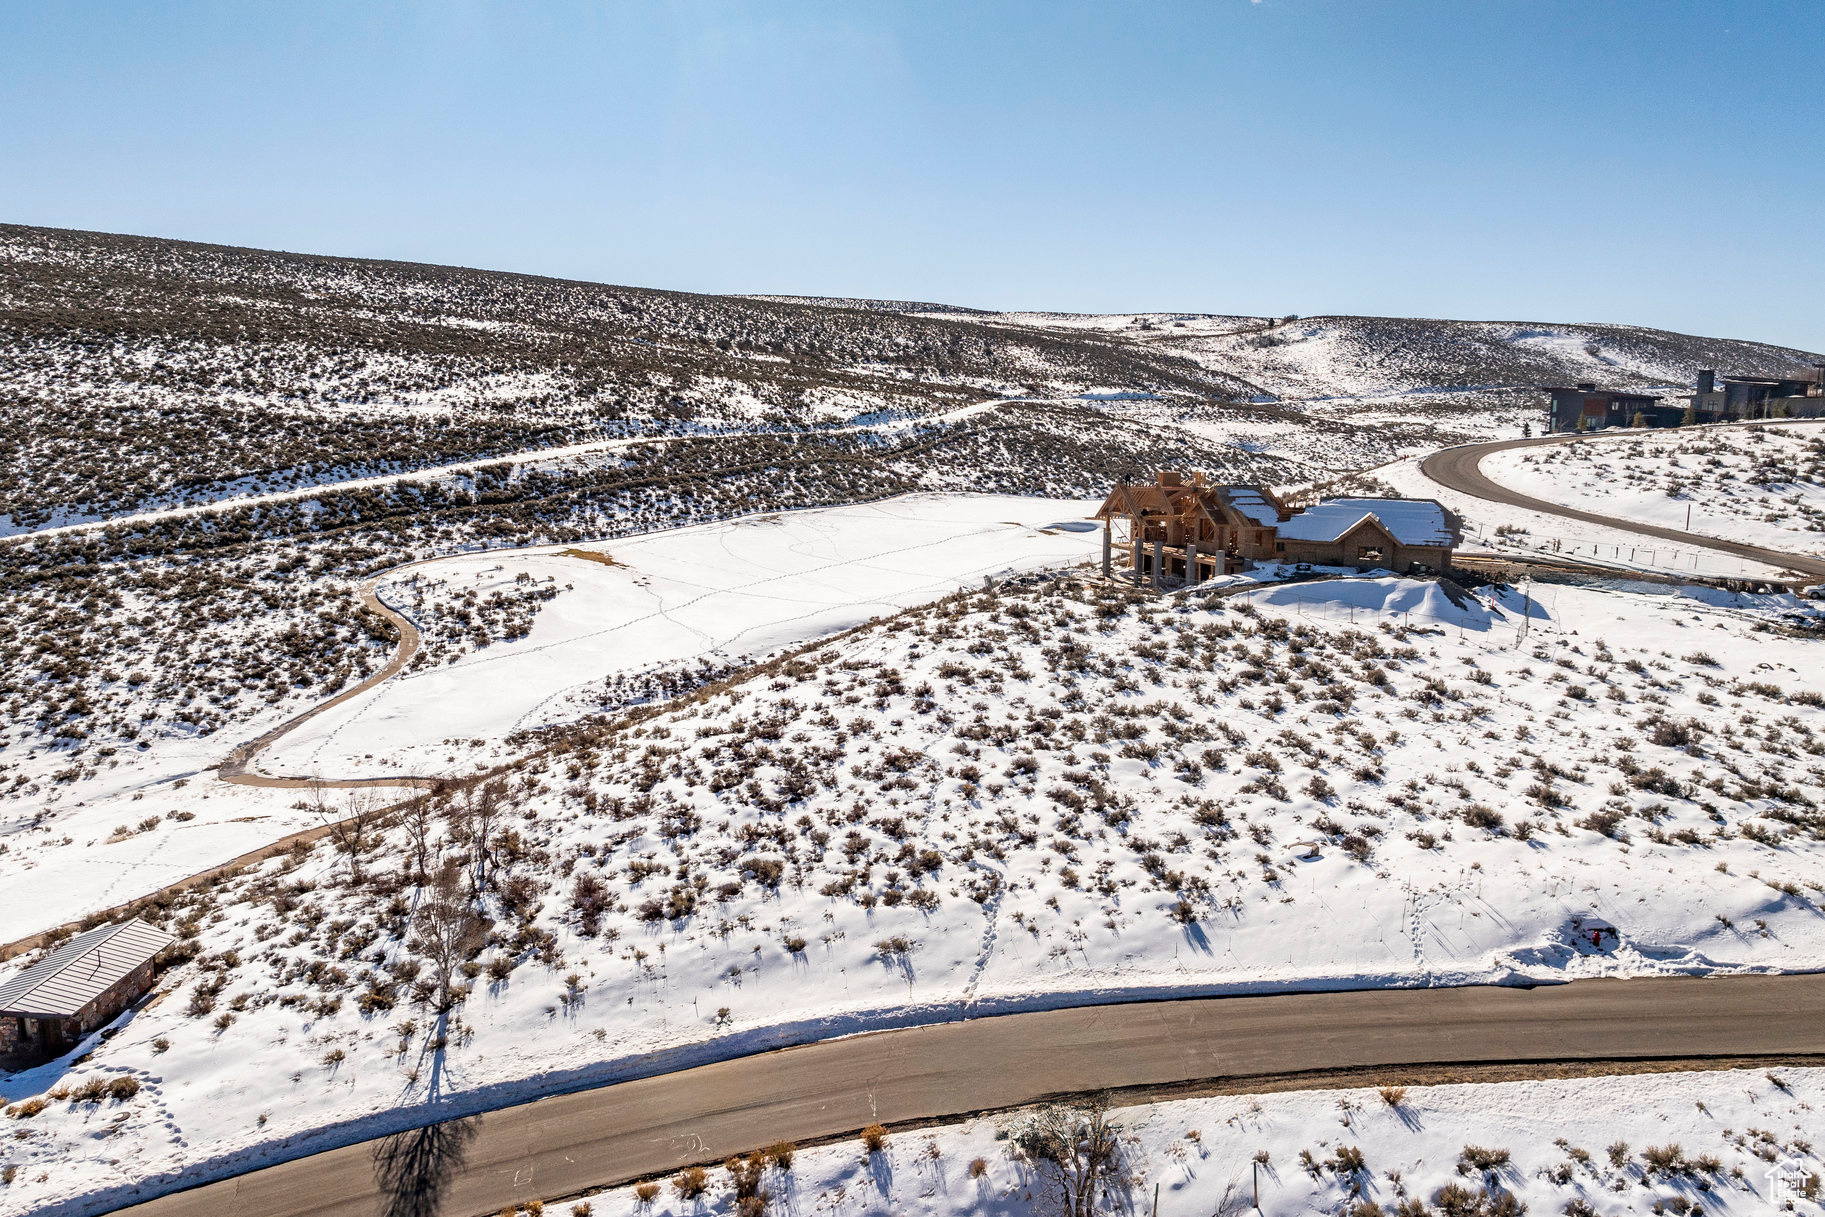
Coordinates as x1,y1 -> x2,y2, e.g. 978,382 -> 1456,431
446,777 -> 508,896
1015,1093 -> 1125,1217
411,858 -> 490,1011
311,781 -> 380,884
400,792 -> 440,885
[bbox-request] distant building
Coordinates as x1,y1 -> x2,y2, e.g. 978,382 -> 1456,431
1546,367 -> 1825,433
1093,473 -> 1459,585
1544,383 -> 1671,433
0,919 -> 175,1067
1684,367 -> 1825,422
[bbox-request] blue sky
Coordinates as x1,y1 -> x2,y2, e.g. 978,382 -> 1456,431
3,1 -> 1821,351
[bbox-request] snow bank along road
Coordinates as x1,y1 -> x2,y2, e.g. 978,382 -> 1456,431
1421,425 -> 1825,579
112,974 -> 1825,1217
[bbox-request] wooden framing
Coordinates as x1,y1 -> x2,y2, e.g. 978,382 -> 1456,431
1093,473 -> 1290,587
1094,472 -> 1459,586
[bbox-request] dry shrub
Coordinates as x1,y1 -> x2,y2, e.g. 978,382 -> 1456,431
861,1123 -> 889,1153
726,1152 -> 769,1200
1459,1145 -> 1511,1172
673,1166 -> 708,1199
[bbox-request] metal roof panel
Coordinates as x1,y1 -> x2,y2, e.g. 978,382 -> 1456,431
0,919 -> 176,1017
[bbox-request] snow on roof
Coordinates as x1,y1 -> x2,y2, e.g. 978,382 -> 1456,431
1220,487 -> 1281,526
1279,498 -> 1455,547
0,919 -> 174,1017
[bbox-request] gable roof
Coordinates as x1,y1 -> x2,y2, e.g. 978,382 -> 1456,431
1279,498 -> 1457,547
0,919 -> 174,1018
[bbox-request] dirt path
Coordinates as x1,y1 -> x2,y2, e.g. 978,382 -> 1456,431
1419,424 -> 1825,580
218,581 -> 432,791
107,973 -> 1825,1217
0,578 -> 436,964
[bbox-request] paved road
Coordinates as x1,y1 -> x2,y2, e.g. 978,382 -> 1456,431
1419,428 -> 1825,580
110,974 -> 1825,1217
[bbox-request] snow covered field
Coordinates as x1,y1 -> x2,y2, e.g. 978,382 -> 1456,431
0,761 -> 313,947
1481,423 -> 1825,560
261,495 -> 1102,780
5,570 -> 1823,1216
0,494 -> 1098,945
570,1066 -> 1824,1217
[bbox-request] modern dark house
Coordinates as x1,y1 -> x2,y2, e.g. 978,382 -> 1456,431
1684,367 -> 1825,422
1544,384 -> 1671,432
0,919 -> 175,1067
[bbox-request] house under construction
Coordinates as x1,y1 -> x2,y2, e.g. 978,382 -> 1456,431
1093,473 -> 1460,587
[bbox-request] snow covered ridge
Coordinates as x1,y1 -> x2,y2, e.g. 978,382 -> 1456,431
1481,422 -> 1825,559
0,222 -> 1259,528
1119,314 -> 1825,404
567,1067 -> 1824,1217
3,571 -> 1824,1214
7,221 -> 1823,534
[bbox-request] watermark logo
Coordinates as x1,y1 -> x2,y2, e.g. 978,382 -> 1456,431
1767,1160 -> 1811,1210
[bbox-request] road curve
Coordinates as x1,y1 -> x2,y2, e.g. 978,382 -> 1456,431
1419,428 -> 1825,580
110,974 -> 1825,1217
220,577 -> 433,792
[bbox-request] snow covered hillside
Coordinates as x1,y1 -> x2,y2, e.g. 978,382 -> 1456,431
8,224 -> 1821,535
263,495 -> 1103,781
1376,456 -> 1796,582
0,224 -> 1256,530
567,1066 -> 1824,1217
909,309 -> 1825,444
4,571 -> 1823,1216
1481,423 -> 1825,560
7,222 -> 1825,1217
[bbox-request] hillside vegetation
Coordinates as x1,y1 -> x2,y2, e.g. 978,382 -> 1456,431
3,571 -> 1823,1216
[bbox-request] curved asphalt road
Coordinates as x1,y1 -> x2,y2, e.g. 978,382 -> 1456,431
110,974 -> 1825,1217
1420,428 -> 1825,580
44,424 -> 1825,1216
